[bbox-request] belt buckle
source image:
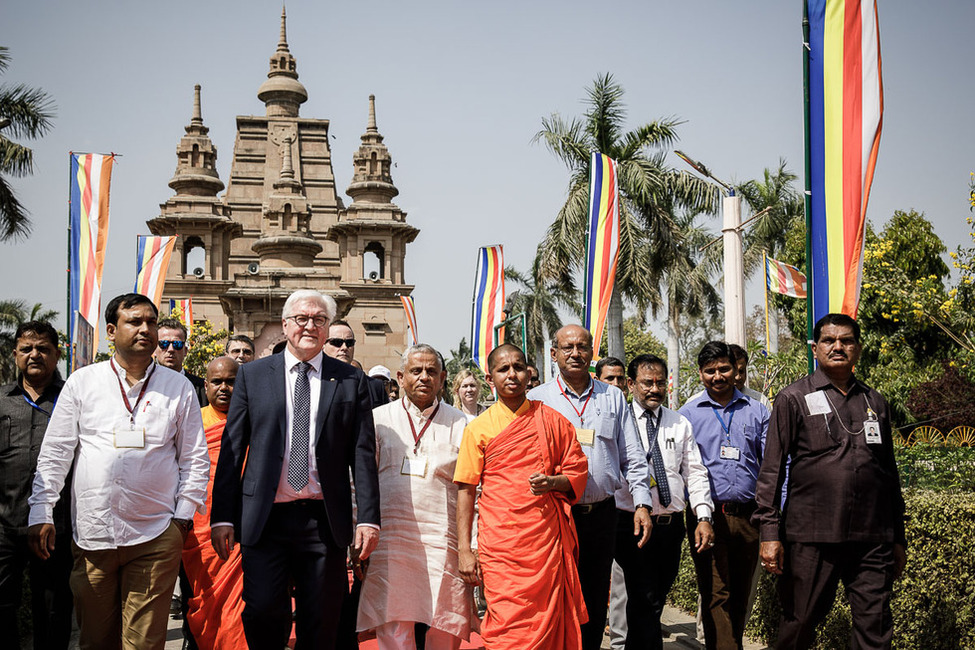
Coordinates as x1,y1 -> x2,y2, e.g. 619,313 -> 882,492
655,514 -> 672,525
721,502 -> 736,515
576,503 -> 595,514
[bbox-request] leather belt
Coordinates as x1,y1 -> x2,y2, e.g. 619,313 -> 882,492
715,500 -> 756,517
651,513 -> 681,525
573,497 -> 613,515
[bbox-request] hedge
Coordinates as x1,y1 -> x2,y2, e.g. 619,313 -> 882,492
669,489 -> 975,649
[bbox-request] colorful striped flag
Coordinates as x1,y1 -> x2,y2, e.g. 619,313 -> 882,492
583,152 -> 620,359
68,153 -> 114,346
470,245 -> 505,373
135,235 -> 177,307
400,295 -> 419,346
169,298 -> 194,339
766,255 -> 808,299
807,0 -> 883,321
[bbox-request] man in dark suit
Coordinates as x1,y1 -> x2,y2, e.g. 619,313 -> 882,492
211,290 -> 380,649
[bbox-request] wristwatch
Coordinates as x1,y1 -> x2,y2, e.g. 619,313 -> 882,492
635,504 -> 652,512
698,515 -> 713,524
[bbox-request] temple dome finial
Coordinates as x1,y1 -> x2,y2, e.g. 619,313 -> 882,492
257,5 -> 307,117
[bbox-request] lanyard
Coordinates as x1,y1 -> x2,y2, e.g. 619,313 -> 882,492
22,392 -> 55,417
711,406 -> 735,441
557,376 -> 593,423
110,359 -> 156,424
403,398 -> 441,454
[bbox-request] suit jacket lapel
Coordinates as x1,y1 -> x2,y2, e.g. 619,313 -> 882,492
315,360 -> 338,446
269,354 -> 287,455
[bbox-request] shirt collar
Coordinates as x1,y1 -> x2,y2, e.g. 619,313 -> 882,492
10,372 -> 63,398
699,387 -> 746,409
557,374 -> 593,399
632,400 -> 661,421
810,367 -> 863,394
404,396 -> 439,419
284,348 -> 323,374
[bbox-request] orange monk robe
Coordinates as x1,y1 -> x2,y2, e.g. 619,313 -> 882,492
454,400 -> 589,650
181,405 -> 247,650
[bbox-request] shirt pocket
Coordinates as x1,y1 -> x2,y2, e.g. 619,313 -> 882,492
800,413 -> 841,453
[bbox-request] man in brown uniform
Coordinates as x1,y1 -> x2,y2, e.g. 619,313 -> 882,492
754,313 -> 907,649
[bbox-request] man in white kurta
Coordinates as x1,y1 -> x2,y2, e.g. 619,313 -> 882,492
357,344 -> 477,650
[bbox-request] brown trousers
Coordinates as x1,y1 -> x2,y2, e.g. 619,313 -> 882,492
70,521 -> 183,650
688,505 -> 760,650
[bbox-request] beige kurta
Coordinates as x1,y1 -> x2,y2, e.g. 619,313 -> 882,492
357,398 -> 478,639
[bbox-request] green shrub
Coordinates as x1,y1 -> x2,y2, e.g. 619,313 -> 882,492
668,490 -> 975,649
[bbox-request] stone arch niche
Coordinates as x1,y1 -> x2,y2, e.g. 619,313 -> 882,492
363,241 -> 385,280
183,236 -> 206,277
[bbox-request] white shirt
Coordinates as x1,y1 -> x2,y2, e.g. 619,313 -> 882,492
615,401 -> 714,518
28,358 -> 209,550
275,348 -> 324,502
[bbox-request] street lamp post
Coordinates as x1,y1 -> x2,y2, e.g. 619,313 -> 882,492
674,150 -> 746,347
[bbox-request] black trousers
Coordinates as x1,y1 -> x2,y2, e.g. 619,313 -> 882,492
776,541 -> 895,650
0,528 -> 73,650
572,497 -> 617,650
614,510 -> 686,650
241,500 -> 347,650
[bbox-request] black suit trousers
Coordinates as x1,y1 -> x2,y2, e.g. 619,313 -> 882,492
241,500 -> 347,650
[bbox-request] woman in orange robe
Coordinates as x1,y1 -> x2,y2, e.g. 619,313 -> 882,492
454,344 -> 589,650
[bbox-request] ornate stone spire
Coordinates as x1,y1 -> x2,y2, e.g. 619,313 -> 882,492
169,84 -> 223,196
347,95 -> 398,204
257,5 -> 308,117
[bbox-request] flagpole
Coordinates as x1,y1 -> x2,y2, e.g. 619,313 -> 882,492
66,152 -> 73,376
802,0 -> 815,374
764,250 -> 771,354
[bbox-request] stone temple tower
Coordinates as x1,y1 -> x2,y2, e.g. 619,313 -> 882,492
148,7 -> 418,370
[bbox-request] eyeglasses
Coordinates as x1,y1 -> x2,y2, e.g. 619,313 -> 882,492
326,337 -> 356,348
158,340 -> 185,351
286,315 -> 328,329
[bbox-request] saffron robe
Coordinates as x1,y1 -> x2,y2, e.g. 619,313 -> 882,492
454,400 -> 589,650
181,406 -> 247,650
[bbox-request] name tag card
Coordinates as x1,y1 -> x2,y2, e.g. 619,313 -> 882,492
575,428 -> 595,446
804,391 -> 831,416
401,455 -> 428,477
720,445 -> 741,461
114,424 -> 146,449
864,420 -> 882,445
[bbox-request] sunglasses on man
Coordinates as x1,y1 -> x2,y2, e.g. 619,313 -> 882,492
158,340 -> 186,350
326,338 -> 356,348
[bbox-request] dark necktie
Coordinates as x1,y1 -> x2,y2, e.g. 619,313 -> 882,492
645,410 -> 671,508
288,362 -> 311,491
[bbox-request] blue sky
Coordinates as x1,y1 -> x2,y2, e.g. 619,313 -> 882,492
3,1 -> 973,355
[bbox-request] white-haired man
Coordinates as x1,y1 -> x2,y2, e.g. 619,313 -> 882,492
210,290 -> 380,648
357,344 -> 476,649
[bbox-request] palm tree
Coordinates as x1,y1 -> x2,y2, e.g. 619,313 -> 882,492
506,253 -> 581,369
0,46 -> 56,240
737,160 -> 803,352
534,73 -> 718,360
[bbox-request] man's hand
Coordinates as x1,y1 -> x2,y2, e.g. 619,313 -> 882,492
633,508 -> 653,548
760,540 -> 785,575
350,544 -> 370,580
893,543 -> 907,579
694,520 -> 715,553
354,525 -> 380,561
458,547 -> 481,586
28,523 -> 56,560
529,472 -> 570,495
211,526 -> 236,561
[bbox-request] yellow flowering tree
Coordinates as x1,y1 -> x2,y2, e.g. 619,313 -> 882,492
168,305 -> 229,377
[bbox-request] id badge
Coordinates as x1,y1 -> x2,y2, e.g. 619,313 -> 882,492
720,445 -> 741,461
401,455 -> 428,477
114,423 -> 146,448
575,428 -> 595,446
864,420 -> 882,445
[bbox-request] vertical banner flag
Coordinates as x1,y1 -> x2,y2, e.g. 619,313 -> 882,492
807,0 -> 883,322
583,152 -> 620,360
135,235 -> 177,307
470,245 -> 505,373
766,255 -> 808,299
68,153 -> 115,346
170,298 -> 194,339
400,295 -> 419,346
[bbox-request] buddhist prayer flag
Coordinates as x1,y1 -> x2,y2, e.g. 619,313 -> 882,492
765,255 -> 808,299
583,152 -> 620,359
807,0 -> 883,321
400,295 -> 419,346
470,245 -> 504,373
170,298 -> 194,339
68,152 -> 114,347
135,235 -> 177,307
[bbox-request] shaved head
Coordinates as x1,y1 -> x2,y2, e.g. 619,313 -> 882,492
205,356 -> 239,412
206,356 -> 239,378
487,343 -> 526,371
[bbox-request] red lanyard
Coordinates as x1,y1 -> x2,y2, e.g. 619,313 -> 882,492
403,398 -> 441,454
557,376 -> 593,423
110,359 -> 155,424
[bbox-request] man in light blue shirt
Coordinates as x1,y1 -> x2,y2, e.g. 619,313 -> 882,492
528,324 -> 652,650
679,341 -> 768,650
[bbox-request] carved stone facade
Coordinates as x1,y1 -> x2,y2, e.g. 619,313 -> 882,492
147,8 -> 418,370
